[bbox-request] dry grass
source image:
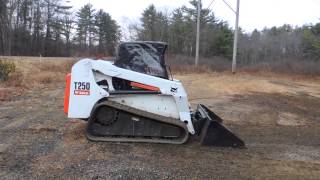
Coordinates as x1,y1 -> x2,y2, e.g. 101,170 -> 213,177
176,72 -> 320,99
0,57 -> 77,101
1,58 -> 76,88
168,55 -> 230,73
170,65 -> 212,74
240,58 -> 320,76
168,55 -> 320,76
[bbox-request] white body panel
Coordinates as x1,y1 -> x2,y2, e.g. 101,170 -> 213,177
110,95 -> 180,119
68,59 -> 195,134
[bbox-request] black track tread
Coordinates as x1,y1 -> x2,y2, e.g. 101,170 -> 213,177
86,100 -> 189,144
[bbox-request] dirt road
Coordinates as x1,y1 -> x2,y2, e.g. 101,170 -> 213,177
1,73 -> 320,179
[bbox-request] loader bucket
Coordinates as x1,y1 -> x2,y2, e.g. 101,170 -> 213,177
193,104 -> 245,147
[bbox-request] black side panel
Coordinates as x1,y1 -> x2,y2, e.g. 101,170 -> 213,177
88,106 -> 183,138
193,104 -> 245,147
86,101 -> 189,144
200,119 -> 245,147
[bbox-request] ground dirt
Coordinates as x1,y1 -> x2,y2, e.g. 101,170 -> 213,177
1,72 -> 320,179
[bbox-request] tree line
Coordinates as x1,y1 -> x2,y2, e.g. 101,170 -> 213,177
238,24 -> 320,65
0,0 -> 120,57
0,0 -> 319,65
132,1 -> 234,58
132,1 -> 320,64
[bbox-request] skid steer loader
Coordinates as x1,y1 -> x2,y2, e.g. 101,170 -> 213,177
64,41 -> 244,147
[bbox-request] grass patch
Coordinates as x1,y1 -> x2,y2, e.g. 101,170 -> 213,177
0,60 -> 16,81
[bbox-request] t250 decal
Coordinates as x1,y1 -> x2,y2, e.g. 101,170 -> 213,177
74,82 -> 90,95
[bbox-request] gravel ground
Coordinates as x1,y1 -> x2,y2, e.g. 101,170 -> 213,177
0,73 -> 320,179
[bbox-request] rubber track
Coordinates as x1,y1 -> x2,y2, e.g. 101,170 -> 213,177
86,100 -> 190,144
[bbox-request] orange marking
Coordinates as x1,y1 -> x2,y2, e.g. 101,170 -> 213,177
64,73 -> 71,115
130,82 -> 160,92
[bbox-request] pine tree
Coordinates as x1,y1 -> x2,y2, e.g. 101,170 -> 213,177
139,4 -> 157,41
138,4 -> 169,42
95,9 -> 120,56
76,3 -> 96,54
0,0 -> 8,55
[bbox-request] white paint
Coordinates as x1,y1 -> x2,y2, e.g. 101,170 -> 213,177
110,95 -> 180,119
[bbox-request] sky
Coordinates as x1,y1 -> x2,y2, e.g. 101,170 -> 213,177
70,0 -> 320,33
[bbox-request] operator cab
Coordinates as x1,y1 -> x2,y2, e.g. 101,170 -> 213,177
114,41 -> 169,79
